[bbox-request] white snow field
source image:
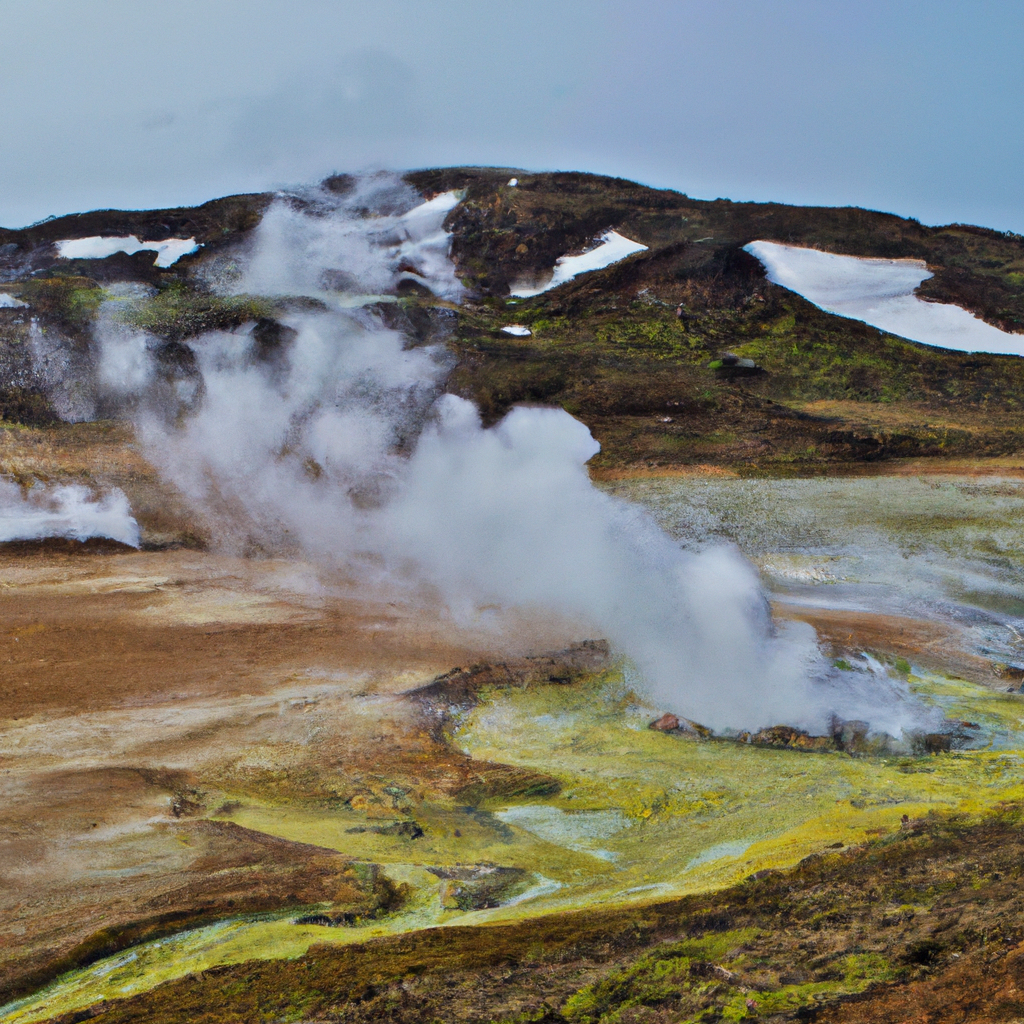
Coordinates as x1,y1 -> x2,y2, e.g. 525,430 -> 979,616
511,230 -> 648,298
501,324 -> 532,336
744,240 -> 1024,357
56,235 -> 200,268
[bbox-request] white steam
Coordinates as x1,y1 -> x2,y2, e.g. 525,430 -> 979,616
0,480 -> 139,547
232,176 -> 464,303
98,176 -> 935,735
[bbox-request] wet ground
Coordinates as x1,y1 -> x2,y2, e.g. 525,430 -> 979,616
607,474 -> 1024,682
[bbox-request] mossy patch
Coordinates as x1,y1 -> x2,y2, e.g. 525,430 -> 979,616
13,276 -> 104,337
16,810 -> 1024,1023
115,282 -> 275,341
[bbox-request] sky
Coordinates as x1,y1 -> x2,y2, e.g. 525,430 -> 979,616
2,0 -> 1022,232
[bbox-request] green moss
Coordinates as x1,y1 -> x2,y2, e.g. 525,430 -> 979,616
116,283 -> 275,341
559,931 -> 895,1023
14,276 -> 104,334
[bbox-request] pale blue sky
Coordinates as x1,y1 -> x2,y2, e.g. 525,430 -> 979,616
2,0 -> 1022,231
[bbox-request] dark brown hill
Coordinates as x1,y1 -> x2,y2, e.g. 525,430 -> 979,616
2,168 -> 1024,472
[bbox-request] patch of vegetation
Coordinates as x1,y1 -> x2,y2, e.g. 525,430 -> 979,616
560,937 -> 896,1023
13,276 -> 103,338
116,283 -> 276,341
27,810 -> 1024,1024
0,386 -> 57,427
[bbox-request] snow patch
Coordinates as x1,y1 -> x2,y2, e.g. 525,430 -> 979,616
501,324 -> 531,336
511,230 -> 649,298
744,240 -> 1024,357
507,178 -> 518,187
0,480 -> 140,546
0,294 -> 28,308
56,236 -> 200,269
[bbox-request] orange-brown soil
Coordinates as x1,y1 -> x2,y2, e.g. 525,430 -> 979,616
0,422 -> 199,548
775,603 -> 1007,688
0,810 -> 385,1005
0,546 -> 588,1002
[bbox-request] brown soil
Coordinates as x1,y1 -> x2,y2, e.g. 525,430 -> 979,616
0,421 -> 202,547
0,546 -> 589,1002
775,603 -> 1006,688
0,813 -> 385,1005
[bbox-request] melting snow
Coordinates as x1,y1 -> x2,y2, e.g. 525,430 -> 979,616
511,230 -> 649,298
501,324 -> 531,336
507,178 -> 518,187
0,294 -> 28,308
56,235 -> 200,268
745,240 -> 1024,357
0,480 -> 140,546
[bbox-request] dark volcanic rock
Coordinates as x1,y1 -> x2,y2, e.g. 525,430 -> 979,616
407,640 -> 611,710
250,317 -> 298,367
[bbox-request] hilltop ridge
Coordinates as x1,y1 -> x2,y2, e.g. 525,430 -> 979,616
2,168 -> 1024,481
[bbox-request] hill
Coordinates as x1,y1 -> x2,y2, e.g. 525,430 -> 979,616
2,168 -> 1023,477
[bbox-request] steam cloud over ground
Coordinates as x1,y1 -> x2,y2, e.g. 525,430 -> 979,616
0,480 -> 139,547
93,175 -> 935,736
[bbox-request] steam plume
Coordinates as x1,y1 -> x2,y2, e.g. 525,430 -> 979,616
96,175 -> 934,735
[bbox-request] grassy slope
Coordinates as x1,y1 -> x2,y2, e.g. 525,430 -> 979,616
409,168 -> 1024,472
3,171 -> 1024,470
39,809 -> 1024,1024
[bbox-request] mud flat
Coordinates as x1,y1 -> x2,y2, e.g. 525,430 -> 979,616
0,545 -> 588,1008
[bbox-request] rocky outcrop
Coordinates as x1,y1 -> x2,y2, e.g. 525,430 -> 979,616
427,864 -> 530,911
648,712 -> 713,739
407,639 -> 610,711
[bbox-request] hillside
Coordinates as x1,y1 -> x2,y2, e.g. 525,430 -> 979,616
4,172 -> 1024,1024
2,169 -> 1024,480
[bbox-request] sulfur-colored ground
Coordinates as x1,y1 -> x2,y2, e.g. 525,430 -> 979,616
2,421 -> 1024,1021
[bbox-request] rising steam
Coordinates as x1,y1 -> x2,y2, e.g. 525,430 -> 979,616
0,479 -> 139,547
94,174 -> 934,736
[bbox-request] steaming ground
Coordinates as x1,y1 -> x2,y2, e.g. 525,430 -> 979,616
0,479 -> 138,546
88,175 -> 935,736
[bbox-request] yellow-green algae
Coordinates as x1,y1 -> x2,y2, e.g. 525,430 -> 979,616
7,667 -> 1024,1024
